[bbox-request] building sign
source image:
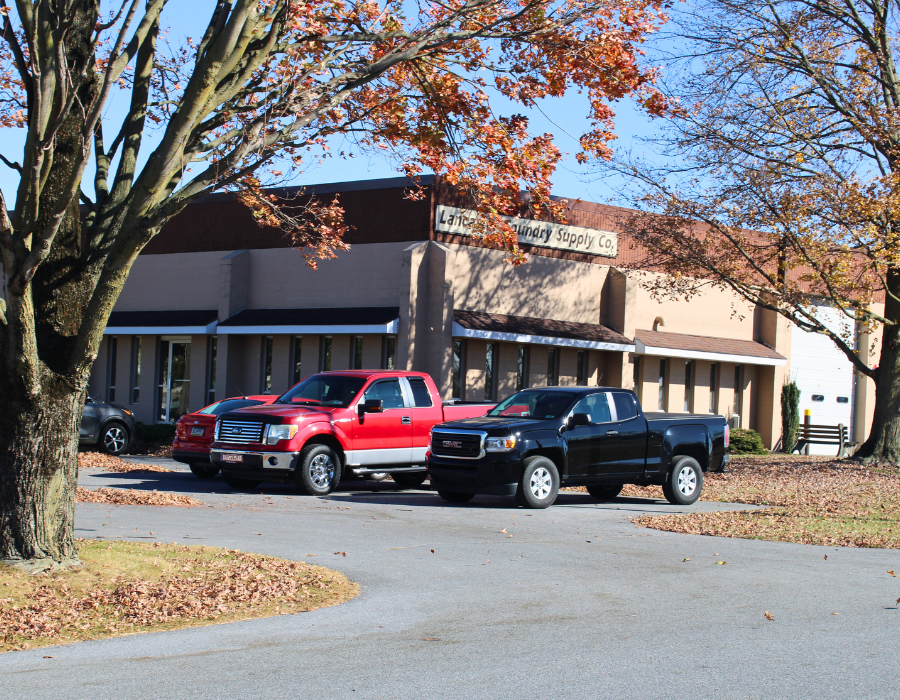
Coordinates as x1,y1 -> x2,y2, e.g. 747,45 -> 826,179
434,205 -> 617,258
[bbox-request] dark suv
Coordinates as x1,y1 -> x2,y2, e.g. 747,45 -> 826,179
79,396 -> 136,455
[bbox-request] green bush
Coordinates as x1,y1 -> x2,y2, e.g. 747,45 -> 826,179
729,428 -> 768,455
135,422 -> 177,444
780,381 -> 801,453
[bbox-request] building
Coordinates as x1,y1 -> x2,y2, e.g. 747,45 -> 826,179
88,176 -> 879,451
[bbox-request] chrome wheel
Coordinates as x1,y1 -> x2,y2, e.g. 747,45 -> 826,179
103,426 -> 126,454
309,453 -> 336,489
529,466 -> 553,500
677,466 -> 697,496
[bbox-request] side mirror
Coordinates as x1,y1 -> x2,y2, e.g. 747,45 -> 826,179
358,398 -> 384,416
567,412 -> 592,428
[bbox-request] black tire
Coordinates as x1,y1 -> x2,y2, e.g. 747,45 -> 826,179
437,491 -> 475,503
662,456 -> 704,505
391,472 -> 428,489
99,422 -> 129,455
515,456 -> 560,509
586,484 -> 623,502
295,443 -> 342,496
189,463 -> 220,479
222,473 -> 263,491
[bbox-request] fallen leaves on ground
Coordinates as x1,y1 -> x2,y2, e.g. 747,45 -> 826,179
630,456 -> 900,549
78,453 -> 173,473
76,487 -> 202,507
0,540 -> 357,652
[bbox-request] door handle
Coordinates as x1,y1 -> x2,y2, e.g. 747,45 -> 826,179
606,430 -> 619,436
401,416 -> 411,425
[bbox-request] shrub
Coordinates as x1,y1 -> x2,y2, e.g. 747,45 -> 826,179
780,381 -> 801,453
729,428 -> 768,455
135,422 -> 176,444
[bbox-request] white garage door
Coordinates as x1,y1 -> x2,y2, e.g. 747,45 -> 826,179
789,305 -> 855,454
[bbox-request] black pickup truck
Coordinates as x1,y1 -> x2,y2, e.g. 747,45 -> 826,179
427,386 -> 729,509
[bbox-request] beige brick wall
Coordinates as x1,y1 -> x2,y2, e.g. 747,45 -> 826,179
116,251 -> 226,311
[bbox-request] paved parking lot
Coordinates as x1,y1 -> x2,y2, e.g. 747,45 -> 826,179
1,459 -> 898,699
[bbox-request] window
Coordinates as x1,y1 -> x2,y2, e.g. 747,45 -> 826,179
130,337 -> 142,404
364,379 -> 405,409
382,335 -> 396,370
106,337 -> 118,403
576,351 -> 587,386
709,363 -> 718,413
407,377 -> 433,407
320,336 -> 332,371
733,365 -> 743,426
516,345 -> 528,391
291,336 -> 303,386
547,347 -> 559,385
452,339 -> 465,399
198,398 -> 265,415
613,392 -> 638,421
571,392 -> 611,423
351,336 -> 364,370
261,335 -> 274,392
684,360 -> 693,413
280,374 -> 366,407
484,343 -> 497,401
633,356 -> 642,394
205,336 -> 217,406
658,358 -> 668,411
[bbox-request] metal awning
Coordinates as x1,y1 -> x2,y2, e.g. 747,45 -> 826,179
634,329 -> 787,366
452,310 -> 634,352
104,310 -> 218,335
216,307 -> 400,335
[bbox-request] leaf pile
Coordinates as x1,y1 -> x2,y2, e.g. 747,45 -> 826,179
630,455 -> 900,548
77,487 -> 202,507
78,453 -> 174,473
0,541 -> 357,652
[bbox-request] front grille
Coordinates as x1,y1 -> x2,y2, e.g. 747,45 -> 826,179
217,419 -> 266,444
431,431 -> 483,459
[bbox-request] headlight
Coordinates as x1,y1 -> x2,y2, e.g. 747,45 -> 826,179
266,424 -> 299,445
485,436 -> 516,452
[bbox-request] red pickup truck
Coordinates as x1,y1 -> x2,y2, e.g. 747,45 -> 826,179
210,370 -> 494,494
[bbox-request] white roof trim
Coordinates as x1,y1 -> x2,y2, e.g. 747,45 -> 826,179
105,321 -> 217,335
452,321 -> 634,352
218,319 -> 399,335
635,339 -> 786,366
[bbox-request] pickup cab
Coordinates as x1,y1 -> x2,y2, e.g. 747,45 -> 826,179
210,370 -> 494,494
427,386 -> 729,509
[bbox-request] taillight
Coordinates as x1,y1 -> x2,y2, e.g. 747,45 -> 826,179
724,424 -> 730,448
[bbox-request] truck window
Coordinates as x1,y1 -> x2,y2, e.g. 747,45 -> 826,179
613,392 -> 638,420
407,377 -> 433,407
571,393 -> 611,423
364,379 -> 405,409
277,375 -> 366,407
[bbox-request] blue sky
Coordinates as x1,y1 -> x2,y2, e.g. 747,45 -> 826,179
0,1 -> 664,209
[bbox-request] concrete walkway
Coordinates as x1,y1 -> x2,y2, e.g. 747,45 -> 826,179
1,460 -> 897,699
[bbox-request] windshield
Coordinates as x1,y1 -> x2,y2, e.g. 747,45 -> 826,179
198,399 -> 265,416
487,390 -> 575,420
277,375 -> 367,408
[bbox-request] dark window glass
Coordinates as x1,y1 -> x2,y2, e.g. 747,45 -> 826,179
107,337 -> 118,403
262,336 -> 274,392
516,346 -> 527,391
684,361 -> 693,413
613,392 -> 638,421
547,348 -> 559,385
571,393 -> 611,423
633,356 -> 641,394
320,336 -> 332,371
198,398 -> 265,415
484,343 -> 497,401
452,340 -> 465,399
488,389 -> 574,420
206,336 -> 217,405
658,358 -> 667,411
576,351 -> 587,386
364,379 -> 405,409
352,336 -> 364,370
733,365 -> 743,426
158,340 -> 170,422
291,336 -> 302,385
383,336 -> 396,370
278,374 -> 365,407
130,337 -> 142,404
407,377 -> 433,407
709,363 -> 718,413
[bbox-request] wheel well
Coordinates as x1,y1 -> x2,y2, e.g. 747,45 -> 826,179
101,419 -> 130,438
303,435 -> 346,464
523,448 -> 565,474
671,449 -> 708,472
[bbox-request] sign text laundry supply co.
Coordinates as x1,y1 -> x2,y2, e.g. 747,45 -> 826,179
434,205 -> 617,258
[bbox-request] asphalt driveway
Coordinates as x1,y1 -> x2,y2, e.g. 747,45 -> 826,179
1,459 -> 898,699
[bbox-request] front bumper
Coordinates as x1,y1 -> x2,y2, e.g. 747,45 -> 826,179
211,449 -> 301,473
427,453 -> 521,495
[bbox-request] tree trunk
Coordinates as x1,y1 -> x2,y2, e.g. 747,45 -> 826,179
856,266 -> 900,464
0,378 -> 83,571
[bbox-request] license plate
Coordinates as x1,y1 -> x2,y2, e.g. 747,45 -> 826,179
190,427 -> 205,436
221,453 -> 243,463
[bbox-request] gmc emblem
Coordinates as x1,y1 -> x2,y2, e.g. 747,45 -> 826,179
234,428 -> 242,434
442,440 -> 462,449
